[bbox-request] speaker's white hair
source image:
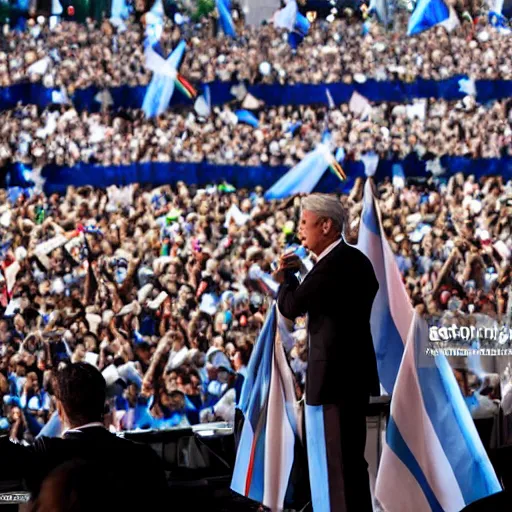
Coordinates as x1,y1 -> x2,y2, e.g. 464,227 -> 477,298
301,194 -> 346,234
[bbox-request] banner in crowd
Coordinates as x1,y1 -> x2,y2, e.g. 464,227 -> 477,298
5,156 -> 512,196
3,77 -> 512,112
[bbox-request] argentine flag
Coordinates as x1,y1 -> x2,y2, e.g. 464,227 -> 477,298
142,40 -> 187,118
407,0 -> 460,35
357,179 -> 501,511
231,303 -> 301,511
264,144 -> 334,200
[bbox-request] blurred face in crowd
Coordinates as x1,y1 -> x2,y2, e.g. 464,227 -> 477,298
16,363 -> 27,377
217,369 -> 230,384
189,374 -> 201,395
27,373 -> 39,394
10,407 -> 22,423
232,352 -> 243,372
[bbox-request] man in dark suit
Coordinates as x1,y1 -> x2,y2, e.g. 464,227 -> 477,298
274,193 -> 379,512
0,362 -> 168,511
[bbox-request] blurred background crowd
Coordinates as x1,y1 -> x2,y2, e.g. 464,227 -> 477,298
1,99 -> 512,171
0,0 -> 512,454
1,172 -> 512,440
1,14 -> 512,91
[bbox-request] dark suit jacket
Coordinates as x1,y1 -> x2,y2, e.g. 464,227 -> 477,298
0,426 -> 168,510
278,240 -> 379,406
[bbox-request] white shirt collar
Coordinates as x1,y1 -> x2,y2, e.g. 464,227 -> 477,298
316,238 -> 342,263
62,421 -> 105,437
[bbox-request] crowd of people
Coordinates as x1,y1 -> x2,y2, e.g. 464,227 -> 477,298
0,172 -> 511,441
1,10 -> 512,92
0,97 -> 511,170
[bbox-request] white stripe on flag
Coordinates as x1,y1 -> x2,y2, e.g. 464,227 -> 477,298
263,325 -> 296,510
377,442 -> 432,512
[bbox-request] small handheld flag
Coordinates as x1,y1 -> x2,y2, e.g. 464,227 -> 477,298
235,110 -> 259,128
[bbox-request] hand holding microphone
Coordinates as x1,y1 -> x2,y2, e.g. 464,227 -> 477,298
272,247 -> 305,284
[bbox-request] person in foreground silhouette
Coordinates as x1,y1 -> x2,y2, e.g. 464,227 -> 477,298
28,459 -> 131,512
0,362 -> 168,511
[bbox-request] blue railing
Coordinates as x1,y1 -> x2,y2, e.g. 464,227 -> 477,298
2,77 -> 512,112
6,155 -> 512,195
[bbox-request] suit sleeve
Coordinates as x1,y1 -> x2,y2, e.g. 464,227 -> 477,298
0,436 -> 40,483
277,270 -> 327,320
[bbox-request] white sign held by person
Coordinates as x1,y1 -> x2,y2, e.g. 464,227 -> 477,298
4,261 -> 20,294
349,91 -> 373,120
148,291 -> 169,310
107,185 -> 134,210
4,298 -> 23,317
34,235 -> 69,269
224,204 -> 250,227
406,100 -> 427,121
27,57 -> 51,76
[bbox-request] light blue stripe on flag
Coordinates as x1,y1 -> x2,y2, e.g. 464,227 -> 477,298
407,0 -> 450,35
246,412 -> 268,500
216,0 -> 236,37
36,410 -> 62,438
305,405 -> 331,512
264,146 -> 330,199
239,307 -> 276,426
386,417 -> 444,512
232,305 -> 276,503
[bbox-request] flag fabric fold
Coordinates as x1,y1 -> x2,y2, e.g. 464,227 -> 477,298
407,0 -> 459,35
488,10 -> 511,32
216,0 -> 236,37
264,144 -> 336,199
142,40 -> 187,118
235,110 -> 259,127
357,179 -> 501,511
370,0 -> 392,26
231,303 -> 301,511
272,0 -> 298,31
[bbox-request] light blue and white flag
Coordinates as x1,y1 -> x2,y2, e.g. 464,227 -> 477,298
235,110 -> 259,127
369,0 -> 392,26
272,0 -> 298,31
142,40 -> 186,118
407,0 -> 459,35
357,179 -> 501,511
231,303 -> 301,511
458,76 -> 477,96
216,0 -> 236,37
194,85 -> 212,117
488,6 -> 511,33
51,0 -> 63,15
325,88 -> 335,110
145,0 -> 165,42
264,143 -> 333,199
110,0 -> 130,29
272,0 -> 310,48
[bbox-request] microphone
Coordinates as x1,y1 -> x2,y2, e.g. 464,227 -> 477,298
271,245 -> 311,272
